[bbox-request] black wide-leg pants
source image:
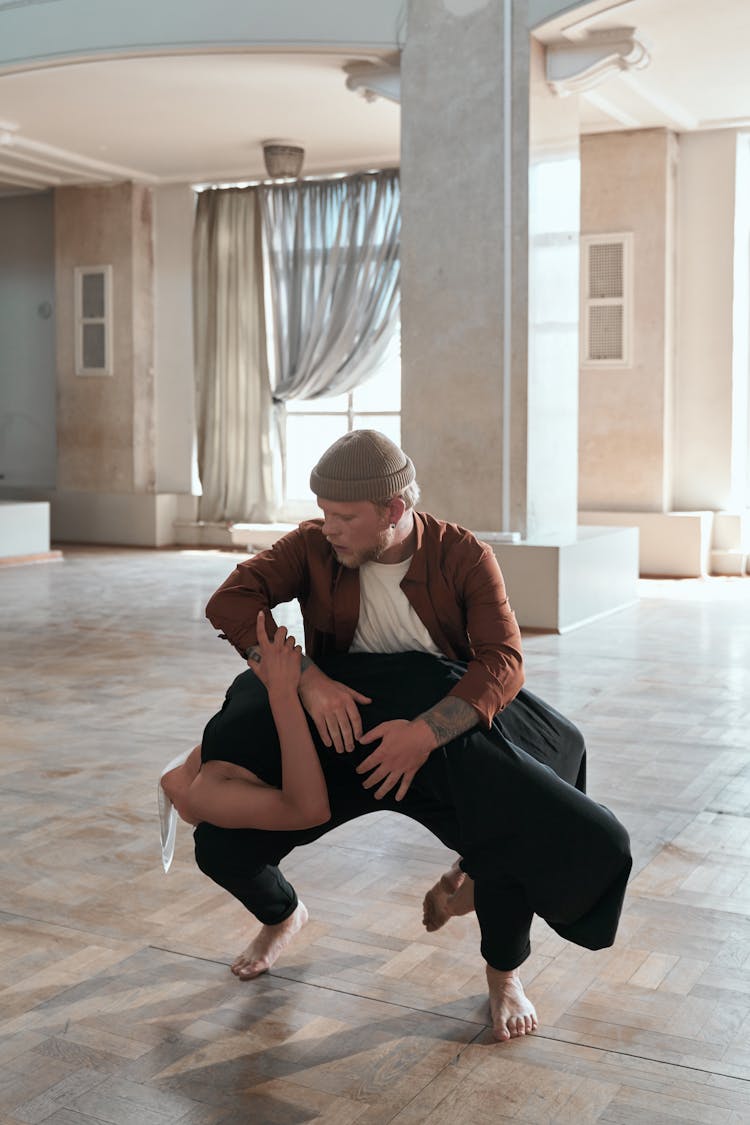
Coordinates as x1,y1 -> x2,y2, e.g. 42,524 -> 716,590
193,653 -> 631,971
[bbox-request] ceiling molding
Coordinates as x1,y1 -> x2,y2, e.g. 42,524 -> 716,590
546,29 -> 649,96
560,0 -> 639,40
0,0 -> 62,9
0,130 -> 159,185
0,162 -> 49,187
699,115 -> 750,131
344,57 -> 400,103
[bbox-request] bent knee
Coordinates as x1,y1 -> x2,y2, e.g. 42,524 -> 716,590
193,822 -> 232,878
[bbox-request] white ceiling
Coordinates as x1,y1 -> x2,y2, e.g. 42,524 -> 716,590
0,50 -> 401,195
536,0 -> 750,134
1,0 -> 749,196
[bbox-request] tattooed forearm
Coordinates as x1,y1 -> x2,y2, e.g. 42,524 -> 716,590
418,697 -> 479,747
245,646 -> 313,672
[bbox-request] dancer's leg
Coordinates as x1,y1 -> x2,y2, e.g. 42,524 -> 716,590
474,876 -> 538,1042
194,820 -> 308,978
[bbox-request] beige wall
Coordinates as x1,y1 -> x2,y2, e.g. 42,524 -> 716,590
673,130 -> 738,511
153,183 -> 195,494
579,128 -> 677,512
0,192 -> 56,488
55,182 -> 155,493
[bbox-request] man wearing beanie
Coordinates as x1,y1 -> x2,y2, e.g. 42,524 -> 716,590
189,430 -> 630,1043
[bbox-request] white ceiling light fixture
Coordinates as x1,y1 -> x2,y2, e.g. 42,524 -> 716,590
344,58 -> 401,104
546,28 -> 649,97
262,141 -> 304,180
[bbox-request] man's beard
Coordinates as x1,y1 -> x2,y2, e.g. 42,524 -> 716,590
334,528 -> 391,569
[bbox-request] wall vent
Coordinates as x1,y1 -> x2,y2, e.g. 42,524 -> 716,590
581,233 -> 632,367
74,265 -> 112,376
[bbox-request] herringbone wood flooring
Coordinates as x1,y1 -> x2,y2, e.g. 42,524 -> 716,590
1,548 -> 750,1123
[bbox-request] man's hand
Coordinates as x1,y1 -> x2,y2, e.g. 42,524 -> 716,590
356,719 -> 436,801
297,664 -> 371,753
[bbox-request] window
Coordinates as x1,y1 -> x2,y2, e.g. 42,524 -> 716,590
74,265 -> 113,376
283,324 -> 401,516
581,234 -> 632,367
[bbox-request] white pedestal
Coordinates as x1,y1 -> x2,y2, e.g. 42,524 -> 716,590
0,500 -> 51,558
578,510 -> 713,577
482,525 -> 639,632
50,491 -> 182,547
711,510 -> 750,576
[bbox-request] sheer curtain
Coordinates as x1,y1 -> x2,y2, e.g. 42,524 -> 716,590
193,170 -> 400,522
261,170 -> 401,406
193,187 -> 279,522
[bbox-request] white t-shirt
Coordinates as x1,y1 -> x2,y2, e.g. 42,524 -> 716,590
349,557 -> 443,655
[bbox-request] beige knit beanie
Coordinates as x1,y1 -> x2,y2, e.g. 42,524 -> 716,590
309,429 -> 416,502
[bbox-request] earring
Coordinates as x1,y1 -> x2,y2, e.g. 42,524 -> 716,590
390,523 -> 396,529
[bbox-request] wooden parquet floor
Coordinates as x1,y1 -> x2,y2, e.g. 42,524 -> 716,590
2,547 -> 750,1123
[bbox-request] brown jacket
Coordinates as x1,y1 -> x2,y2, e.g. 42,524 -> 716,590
205,511 -> 524,727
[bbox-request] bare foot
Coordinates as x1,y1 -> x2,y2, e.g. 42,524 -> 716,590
486,965 -> 538,1042
231,901 -> 309,980
422,861 -> 475,931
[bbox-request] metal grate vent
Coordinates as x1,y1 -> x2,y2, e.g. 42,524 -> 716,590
588,242 -> 623,300
81,272 -> 106,319
74,265 -> 112,376
589,305 -> 624,361
82,323 -> 106,369
581,233 -> 631,366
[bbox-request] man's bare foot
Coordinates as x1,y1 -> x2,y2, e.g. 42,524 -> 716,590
422,860 -> 475,932
231,901 -> 309,980
486,965 -> 538,1042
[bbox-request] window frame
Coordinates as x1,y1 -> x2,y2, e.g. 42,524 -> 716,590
74,264 -> 113,377
281,392 -> 401,521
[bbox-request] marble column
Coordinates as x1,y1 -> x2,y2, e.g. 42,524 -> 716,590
401,1 -> 637,626
55,181 -> 155,494
401,0 -> 578,540
52,182 -> 182,545
401,0 -> 518,532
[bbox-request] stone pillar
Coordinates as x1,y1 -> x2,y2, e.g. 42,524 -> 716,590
401,0 -> 519,532
579,128 -> 677,514
401,1 -> 578,540
401,1 -> 638,627
674,130 -> 741,511
674,130 -> 750,574
55,181 -> 155,493
52,182 -> 180,546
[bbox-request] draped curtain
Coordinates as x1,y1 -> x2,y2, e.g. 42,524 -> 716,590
261,169 -> 401,404
193,188 -> 279,522
193,170 -> 400,522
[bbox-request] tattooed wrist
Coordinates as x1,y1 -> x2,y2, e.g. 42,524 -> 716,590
246,645 -> 312,673
418,697 -> 479,747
